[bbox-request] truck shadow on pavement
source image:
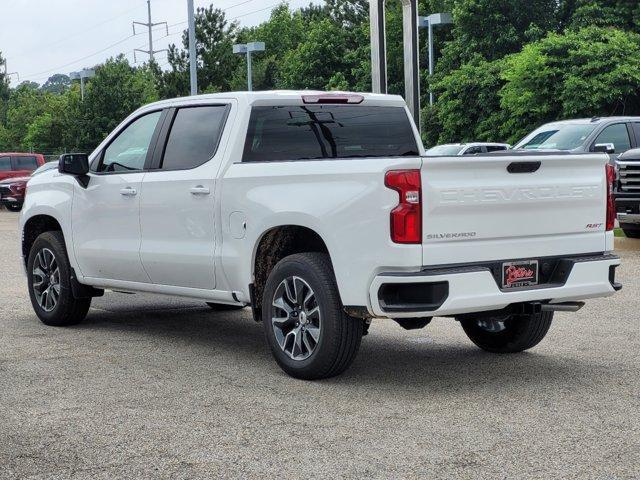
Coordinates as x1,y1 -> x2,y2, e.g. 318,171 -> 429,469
76,293 -> 600,395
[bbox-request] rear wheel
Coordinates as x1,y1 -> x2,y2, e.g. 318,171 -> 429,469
459,311 -> 553,353
262,252 -> 362,380
27,231 -> 91,326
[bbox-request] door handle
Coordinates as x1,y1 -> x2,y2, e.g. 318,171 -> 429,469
120,187 -> 137,196
190,185 -> 210,195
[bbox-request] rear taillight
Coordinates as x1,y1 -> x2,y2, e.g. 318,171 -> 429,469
606,164 -> 615,231
385,170 -> 422,244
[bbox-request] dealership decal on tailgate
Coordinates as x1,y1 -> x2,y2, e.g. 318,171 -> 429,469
502,260 -> 539,288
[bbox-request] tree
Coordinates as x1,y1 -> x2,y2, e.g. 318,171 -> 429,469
500,27 -> 640,142
428,58 -> 507,144
165,6 -> 240,96
560,0 -> 640,33
0,51 -> 10,124
41,74 -> 71,94
78,56 -> 158,150
278,18 -> 350,89
438,0 -> 559,70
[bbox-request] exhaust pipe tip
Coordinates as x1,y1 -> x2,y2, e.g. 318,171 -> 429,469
541,301 -> 585,313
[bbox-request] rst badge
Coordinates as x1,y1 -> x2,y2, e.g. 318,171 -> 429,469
502,260 -> 539,288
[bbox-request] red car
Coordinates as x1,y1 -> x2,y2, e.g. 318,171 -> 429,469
0,153 -> 46,181
0,156 -> 53,212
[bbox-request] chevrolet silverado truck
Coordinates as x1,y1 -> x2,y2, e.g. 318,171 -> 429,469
20,91 -> 621,379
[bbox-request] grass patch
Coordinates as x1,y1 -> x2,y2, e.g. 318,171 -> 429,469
614,228 -> 625,238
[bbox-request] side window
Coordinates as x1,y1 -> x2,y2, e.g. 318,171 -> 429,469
0,157 -> 11,171
593,123 -> 631,153
13,156 -> 39,170
486,145 -> 507,152
464,146 -> 482,155
161,105 -> 227,170
97,111 -> 162,173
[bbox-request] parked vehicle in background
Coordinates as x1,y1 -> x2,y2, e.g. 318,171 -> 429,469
425,142 -> 510,156
614,148 -> 640,238
0,153 -> 46,181
513,117 -> 640,159
0,162 -> 58,212
19,91 -> 621,380
514,117 -> 640,238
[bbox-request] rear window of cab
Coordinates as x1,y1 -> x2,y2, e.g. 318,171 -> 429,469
242,105 -> 420,162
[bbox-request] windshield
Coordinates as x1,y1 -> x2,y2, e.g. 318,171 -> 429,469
515,124 -> 596,150
425,144 -> 463,156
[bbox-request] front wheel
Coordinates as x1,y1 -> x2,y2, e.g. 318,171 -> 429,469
262,252 -> 363,380
27,231 -> 91,326
459,311 -> 553,353
6,203 -> 22,212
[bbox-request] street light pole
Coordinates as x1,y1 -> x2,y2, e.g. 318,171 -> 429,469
233,42 -> 265,91
419,13 -> 453,106
246,48 -> 253,92
70,69 -> 95,102
187,0 -> 198,95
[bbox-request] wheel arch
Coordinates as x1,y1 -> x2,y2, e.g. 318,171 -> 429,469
22,214 -> 64,269
251,224 -> 333,317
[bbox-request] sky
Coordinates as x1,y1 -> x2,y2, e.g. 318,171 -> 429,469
0,0 -> 319,86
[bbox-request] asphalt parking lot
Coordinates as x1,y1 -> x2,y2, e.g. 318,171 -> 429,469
1,211 -> 639,479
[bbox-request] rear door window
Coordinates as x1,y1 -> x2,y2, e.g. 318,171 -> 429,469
0,157 -> 11,171
593,123 -> 631,153
161,105 -> 228,170
463,146 -> 483,155
242,105 -> 419,162
486,145 -> 508,152
12,156 -> 38,171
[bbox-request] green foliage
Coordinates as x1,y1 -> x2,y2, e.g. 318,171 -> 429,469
41,74 -> 71,94
429,58 -> 507,145
4,0 -> 640,154
561,0 -> 640,32
78,55 -> 158,150
499,27 -> 640,142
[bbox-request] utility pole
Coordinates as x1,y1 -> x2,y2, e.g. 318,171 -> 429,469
187,0 -> 198,95
2,60 -> 19,84
133,0 -> 168,63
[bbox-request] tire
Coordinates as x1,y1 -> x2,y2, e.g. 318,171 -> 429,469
206,302 -> 245,311
261,252 -> 363,380
6,203 -> 22,212
27,231 -> 91,326
621,226 -> 640,239
459,311 -> 553,353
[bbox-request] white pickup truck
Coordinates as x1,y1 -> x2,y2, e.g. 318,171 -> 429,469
20,91 -> 621,379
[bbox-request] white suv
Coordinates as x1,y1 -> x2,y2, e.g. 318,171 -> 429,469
20,91 -> 621,379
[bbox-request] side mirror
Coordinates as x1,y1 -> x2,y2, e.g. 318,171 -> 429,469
594,143 -> 615,154
58,153 -> 90,187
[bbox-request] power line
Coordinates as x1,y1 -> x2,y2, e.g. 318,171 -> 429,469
21,35 -> 140,83
5,3 -> 146,62
17,0 -> 281,83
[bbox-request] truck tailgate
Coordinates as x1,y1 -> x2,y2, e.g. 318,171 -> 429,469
421,153 -> 608,265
